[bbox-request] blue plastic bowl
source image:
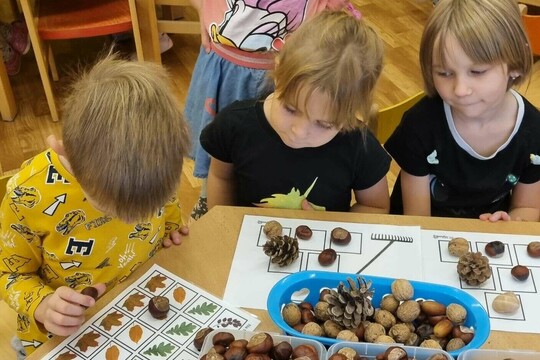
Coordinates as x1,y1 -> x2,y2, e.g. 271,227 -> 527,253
267,270 -> 490,358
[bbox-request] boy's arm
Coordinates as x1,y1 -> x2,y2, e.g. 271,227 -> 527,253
207,157 -> 236,209
350,177 -> 390,214
480,181 -> 540,222
161,191 -> 188,247
400,170 -> 431,216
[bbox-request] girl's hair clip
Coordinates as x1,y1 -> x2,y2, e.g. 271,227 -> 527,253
346,3 -> 362,20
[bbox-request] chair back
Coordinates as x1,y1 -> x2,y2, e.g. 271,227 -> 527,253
0,175 -> 11,200
374,91 -> 424,144
522,13 -> 540,57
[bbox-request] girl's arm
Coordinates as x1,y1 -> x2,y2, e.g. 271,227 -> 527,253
207,157 -> 236,209
401,170 -> 431,216
350,177 -> 390,214
481,181 -> 540,222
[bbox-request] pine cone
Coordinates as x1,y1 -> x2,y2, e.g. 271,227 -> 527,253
457,251 -> 492,286
323,277 -> 375,329
263,235 -> 299,267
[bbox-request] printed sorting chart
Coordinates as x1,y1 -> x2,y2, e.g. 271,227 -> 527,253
43,264 -> 260,360
224,215 -> 422,310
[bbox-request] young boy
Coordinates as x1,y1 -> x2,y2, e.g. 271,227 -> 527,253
0,54 -> 190,357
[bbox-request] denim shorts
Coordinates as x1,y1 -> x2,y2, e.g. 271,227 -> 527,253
184,47 -> 268,178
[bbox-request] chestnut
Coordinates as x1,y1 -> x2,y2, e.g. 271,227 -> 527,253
452,325 -> 475,344
330,227 -> 351,245
148,295 -> 169,319
245,354 -> 271,360
301,309 -> 316,324
511,265 -> 530,281
224,346 -> 247,360
81,286 -> 98,300
485,241 -> 505,258
527,241 -> 540,258
246,332 -> 273,354
292,344 -> 319,360
213,332 -> 235,347
230,339 -> 248,349
272,341 -> 292,360
328,355 -> 347,360
384,346 -> 408,360
318,249 -> 337,266
295,225 -> 313,240
194,327 -> 213,351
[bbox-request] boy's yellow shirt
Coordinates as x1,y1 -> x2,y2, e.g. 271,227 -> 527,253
0,149 -> 183,355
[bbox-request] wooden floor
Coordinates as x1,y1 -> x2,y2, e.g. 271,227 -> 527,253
0,0 -> 539,357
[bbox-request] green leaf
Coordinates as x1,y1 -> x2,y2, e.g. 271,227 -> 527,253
165,322 -> 197,336
254,177 -> 325,210
187,302 -> 218,315
143,342 -> 175,356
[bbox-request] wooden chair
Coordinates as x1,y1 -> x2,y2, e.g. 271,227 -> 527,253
19,0 -> 144,122
129,0 -> 200,64
0,59 -> 17,121
521,8 -> 540,58
373,91 -> 424,144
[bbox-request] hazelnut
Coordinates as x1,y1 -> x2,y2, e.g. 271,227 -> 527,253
213,332 -> 235,347
263,220 -> 282,238
301,309 -> 316,324
247,333 -> 273,354
511,265 -> 530,281
384,346 -> 408,360
292,344 -> 319,360
272,341 -> 292,360
193,327 -> 213,351
391,279 -> 414,301
452,325 -> 474,344
81,286 -> 99,300
224,346 -> 247,360
299,302 -> 314,311
448,237 -> 470,257
485,241 -> 505,258
330,227 -> 351,245
295,225 -> 313,240
446,338 -> 466,351
421,301 -> 446,316
492,291 -> 520,314
282,303 -> 302,326
301,322 -> 324,336
396,300 -> 420,323
148,295 -> 170,319
318,248 -> 337,266
336,329 -> 359,342
527,241 -> 540,257
446,303 -> 467,324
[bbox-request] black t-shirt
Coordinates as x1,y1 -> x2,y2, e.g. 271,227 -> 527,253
385,92 -> 540,218
201,100 -> 391,212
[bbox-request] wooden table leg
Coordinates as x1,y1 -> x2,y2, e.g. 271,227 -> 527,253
0,59 -> 17,121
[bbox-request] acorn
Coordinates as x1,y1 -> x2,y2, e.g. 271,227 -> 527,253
148,295 -> 170,319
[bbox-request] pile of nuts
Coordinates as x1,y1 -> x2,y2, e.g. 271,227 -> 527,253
195,330 -> 320,360
280,279 -> 475,353
328,345 -> 448,360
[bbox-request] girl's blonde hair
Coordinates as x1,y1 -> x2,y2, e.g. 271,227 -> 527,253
420,0 -> 533,97
271,10 -> 384,131
62,53 -> 190,223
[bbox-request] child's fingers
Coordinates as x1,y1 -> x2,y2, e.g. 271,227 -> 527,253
92,283 -> 107,298
56,286 -> 94,309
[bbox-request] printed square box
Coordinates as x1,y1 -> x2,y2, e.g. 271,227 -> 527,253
267,270 -> 490,358
198,329 -> 326,359
457,349 -> 540,360
328,341 -> 453,360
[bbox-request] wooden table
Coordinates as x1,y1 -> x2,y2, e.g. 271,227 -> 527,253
27,206 -> 540,358
521,0 -> 540,8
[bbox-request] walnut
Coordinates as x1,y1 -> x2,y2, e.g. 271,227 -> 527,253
301,322 -> 324,336
396,300 -> 420,323
446,338 -> 466,351
336,330 -> 358,342
323,320 -> 343,338
374,335 -> 396,343
419,339 -> 442,349
263,220 -> 282,238
374,309 -> 396,330
391,279 -> 414,301
364,322 -> 386,343
448,237 -> 470,257
388,323 -> 411,343
380,294 -> 400,314
446,303 -> 467,324
314,301 -> 330,321
337,347 -> 357,360
282,303 -> 301,326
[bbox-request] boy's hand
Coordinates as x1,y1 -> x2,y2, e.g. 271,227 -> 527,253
479,211 -> 516,222
162,226 -> 189,247
34,284 -> 106,336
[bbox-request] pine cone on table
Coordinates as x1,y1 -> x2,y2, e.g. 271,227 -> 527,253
457,251 -> 492,286
263,235 -> 299,267
324,277 -> 375,329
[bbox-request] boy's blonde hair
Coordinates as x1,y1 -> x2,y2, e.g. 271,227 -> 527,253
271,11 -> 384,131
62,54 -> 190,222
420,0 -> 533,97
